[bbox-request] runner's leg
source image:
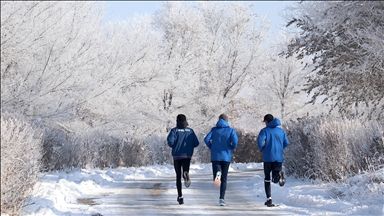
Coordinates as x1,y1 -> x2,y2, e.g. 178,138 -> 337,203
263,162 -> 272,198
272,162 -> 283,183
174,160 -> 182,197
219,161 -> 230,200
212,161 -> 220,181
182,159 -> 191,174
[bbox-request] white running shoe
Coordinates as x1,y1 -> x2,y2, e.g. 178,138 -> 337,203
214,171 -> 222,187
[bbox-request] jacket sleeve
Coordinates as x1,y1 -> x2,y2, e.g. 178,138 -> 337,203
231,129 -> 239,150
167,129 -> 175,148
257,129 -> 266,151
204,130 -> 213,149
192,131 -> 199,147
283,131 -> 289,148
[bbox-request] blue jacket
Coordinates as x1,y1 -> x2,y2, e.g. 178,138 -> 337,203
204,119 -> 238,162
167,127 -> 199,160
257,118 -> 289,162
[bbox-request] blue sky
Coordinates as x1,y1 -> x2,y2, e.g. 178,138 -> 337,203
103,1 -> 296,39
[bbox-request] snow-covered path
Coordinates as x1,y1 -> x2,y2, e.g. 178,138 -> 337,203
69,169 -> 290,215
22,163 -> 383,215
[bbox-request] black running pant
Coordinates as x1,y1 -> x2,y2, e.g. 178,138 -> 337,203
173,159 -> 191,197
263,162 -> 283,199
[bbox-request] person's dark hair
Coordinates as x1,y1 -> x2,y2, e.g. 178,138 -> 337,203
219,113 -> 228,122
263,114 -> 274,123
176,114 -> 189,128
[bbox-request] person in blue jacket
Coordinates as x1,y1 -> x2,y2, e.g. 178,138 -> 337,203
204,113 -> 238,206
167,114 -> 199,205
257,114 -> 289,206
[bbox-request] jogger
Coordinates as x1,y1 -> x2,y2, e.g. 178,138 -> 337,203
167,114 -> 199,205
204,114 -> 238,206
257,114 -> 289,206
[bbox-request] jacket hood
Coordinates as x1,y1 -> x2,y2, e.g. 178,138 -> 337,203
216,118 -> 229,128
267,118 -> 281,128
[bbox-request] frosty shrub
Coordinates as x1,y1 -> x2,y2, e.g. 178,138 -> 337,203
91,134 -> 121,169
233,130 -> 262,163
40,125 -> 272,170
1,111 -> 43,215
41,127 -> 174,169
42,128 -> 130,170
284,116 -> 384,182
143,135 -> 173,165
119,138 -> 150,167
40,127 -> 71,171
191,134 -> 211,164
119,135 -> 172,167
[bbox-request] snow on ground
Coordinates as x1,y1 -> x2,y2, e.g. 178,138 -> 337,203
22,163 -> 383,215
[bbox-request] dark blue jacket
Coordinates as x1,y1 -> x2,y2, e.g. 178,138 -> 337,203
167,127 -> 199,160
204,119 -> 238,162
257,118 -> 289,162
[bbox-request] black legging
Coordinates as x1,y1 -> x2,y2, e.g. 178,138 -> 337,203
173,159 -> 191,197
263,162 -> 282,198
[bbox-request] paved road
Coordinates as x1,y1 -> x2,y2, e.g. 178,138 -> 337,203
80,169 -> 292,216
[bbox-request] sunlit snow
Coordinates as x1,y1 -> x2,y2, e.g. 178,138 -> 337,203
22,163 -> 383,215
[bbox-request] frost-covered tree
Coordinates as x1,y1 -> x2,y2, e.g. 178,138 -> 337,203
79,15 -> 164,134
1,2 -> 105,122
265,55 -> 305,119
154,1 -> 268,127
283,1 -> 384,119
1,1 -> 270,137
248,32 -> 315,121
1,2 -> 164,136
